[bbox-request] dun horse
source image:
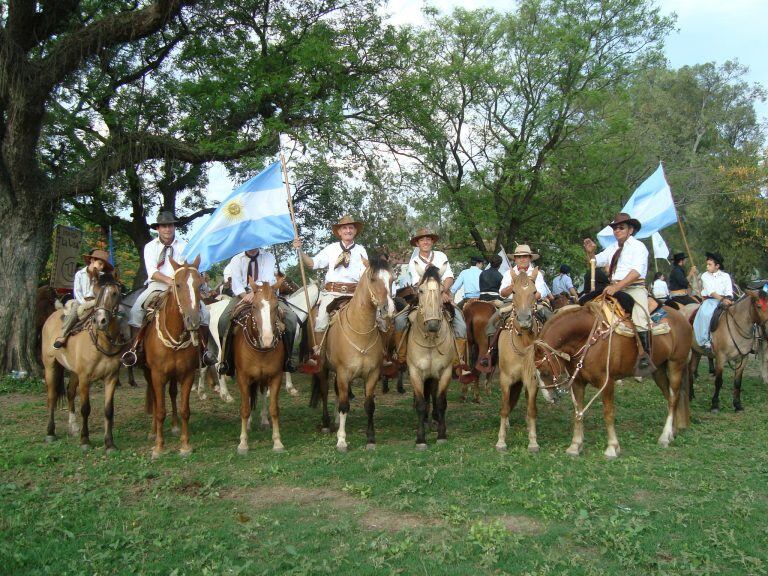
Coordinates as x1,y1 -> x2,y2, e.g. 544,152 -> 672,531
463,299 -> 497,401
494,268 -> 542,452
311,257 -> 392,451
530,299 -> 692,458
406,266 -> 456,448
143,256 -> 205,458
234,280 -> 287,453
688,290 -> 768,412
42,273 -> 125,451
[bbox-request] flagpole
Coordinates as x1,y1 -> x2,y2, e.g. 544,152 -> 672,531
280,153 -> 317,349
661,162 -> 696,270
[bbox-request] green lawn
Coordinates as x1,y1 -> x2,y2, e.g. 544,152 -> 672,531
1,363 -> 767,575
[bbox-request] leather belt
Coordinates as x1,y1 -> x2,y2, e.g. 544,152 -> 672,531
324,282 -> 358,293
670,289 -> 688,296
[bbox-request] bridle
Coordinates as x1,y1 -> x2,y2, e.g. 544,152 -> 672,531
338,269 -> 388,355
89,280 -> 128,357
503,275 -> 540,354
154,265 -> 200,350
237,284 -> 283,351
411,277 -> 450,350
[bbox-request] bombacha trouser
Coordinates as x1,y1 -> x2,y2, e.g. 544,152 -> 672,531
128,281 -> 210,328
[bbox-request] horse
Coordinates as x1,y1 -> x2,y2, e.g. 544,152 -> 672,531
462,299 -> 497,402
41,272 -> 125,451
529,298 -> 692,458
233,280 -> 287,453
494,268 -> 542,452
406,266 -> 456,448
142,256 -> 205,458
687,290 -> 768,412
311,257 -> 392,451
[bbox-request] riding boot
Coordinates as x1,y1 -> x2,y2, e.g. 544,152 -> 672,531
477,325 -> 503,373
198,327 -> 217,367
219,326 -> 235,376
53,307 -> 79,349
121,325 -> 145,367
637,331 -> 653,371
282,328 -> 297,373
454,337 -> 472,376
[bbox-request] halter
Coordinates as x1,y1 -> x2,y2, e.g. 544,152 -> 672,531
722,294 -> 764,356
237,285 -> 283,351
88,280 -> 128,357
410,277 -> 450,350
501,274 -> 541,354
154,265 -> 200,350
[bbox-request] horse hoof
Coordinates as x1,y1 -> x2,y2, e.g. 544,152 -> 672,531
237,446 -> 248,455
147,432 -> 156,441
336,444 -> 348,453
365,443 -> 376,451
710,408 -> 719,415
566,445 -> 582,457
171,427 -> 181,437
495,443 -> 507,452
151,449 -> 162,460
198,393 -> 208,401
658,439 -> 670,449
273,445 -> 286,453
528,445 -> 540,454
223,394 -> 234,403
260,422 -> 271,431
415,443 -> 427,451
179,448 -> 192,458
44,435 -> 57,443
289,388 -> 299,397
320,427 -> 331,434
604,450 -> 619,460
734,405 -> 744,412
80,443 -> 91,452
105,447 -> 118,456
436,438 -> 448,444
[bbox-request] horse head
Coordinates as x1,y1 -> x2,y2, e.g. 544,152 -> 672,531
362,255 -> 393,332
169,254 -> 203,332
418,265 -> 443,333
248,277 -> 283,349
747,287 -> 768,328
510,267 -> 539,331
92,271 -> 123,331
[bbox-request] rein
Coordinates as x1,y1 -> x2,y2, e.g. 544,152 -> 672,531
154,266 -> 199,351
88,283 -> 128,357
236,287 -> 283,351
722,297 -> 759,356
336,272 -> 384,356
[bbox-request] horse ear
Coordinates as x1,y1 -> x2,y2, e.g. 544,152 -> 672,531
272,275 -> 285,292
192,254 -> 201,269
169,255 -> 180,271
531,267 -> 539,280
746,289 -> 759,299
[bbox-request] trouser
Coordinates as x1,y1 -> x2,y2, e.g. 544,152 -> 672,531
59,299 -> 96,339
129,281 -> 210,328
394,303 -> 466,338
622,284 -> 650,332
315,290 -> 346,332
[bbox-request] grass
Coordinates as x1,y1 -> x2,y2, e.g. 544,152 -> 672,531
1,362 -> 767,575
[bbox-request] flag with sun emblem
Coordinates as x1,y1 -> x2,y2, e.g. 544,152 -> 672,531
182,161 -> 294,271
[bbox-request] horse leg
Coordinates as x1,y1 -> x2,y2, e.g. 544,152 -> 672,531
688,351 -> 699,400
284,372 -> 298,397
711,355 -> 724,413
602,382 -> 620,459
217,373 -> 234,403
566,382 -> 586,457
103,372 -> 119,453
260,385 -> 270,429
653,368 -> 675,448
733,356 -> 747,412
178,375 -> 193,457
364,371 -> 378,450
269,374 -> 285,452
78,377 -> 92,450
410,370 -> 427,448
397,371 -> 405,394
335,372 -> 350,452
195,367 -> 208,401
460,379 -> 468,403
128,366 -> 138,388
382,376 -> 390,394
169,380 -> 180,436
236,372 -> 251,454
496,371 -> 512,451
151,374 -> 167,459
436,369 -> 452,443
44,361 -> 64,442
67,373 -> 79,436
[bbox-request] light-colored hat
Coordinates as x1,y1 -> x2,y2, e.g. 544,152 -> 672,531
332,215 -> 364,237
409,227 -> 440,247
83,249 -> 114,272
510,244 -> 539,261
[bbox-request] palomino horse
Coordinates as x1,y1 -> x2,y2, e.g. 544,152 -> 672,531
463,299 -> 497,402
42,272 -> 125,451
407,266 -> 456,448
688,290 -> 768,412
312,257 -> 391,451
234,280 -> 287,453
143,256 -> 204,458
529,298 -> 692,458
494,268 -> 542,452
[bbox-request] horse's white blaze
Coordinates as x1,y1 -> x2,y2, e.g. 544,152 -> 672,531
186,275 -> 197,308
259,299 -> 273,347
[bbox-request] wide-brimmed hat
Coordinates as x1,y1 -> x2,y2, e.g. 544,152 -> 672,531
669,252 -> 687,262
705,251 -> 725,268
608,212 -> 641,234
83,249 -> 114,272
410,227 -> 440,247
332,215 -> 364,237
150,210 -> 179,229
509,244 -> 540,261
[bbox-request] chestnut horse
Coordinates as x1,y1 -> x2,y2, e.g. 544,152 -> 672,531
407,266 -> 456,448
688,290 -> 768,412
234,279 -> 287,453
42,272 -> 125,451
311,257 -> 392,451
494,268 -> 542,452
529,299 -> 692,458
462,299 -> 497,402
143,256 -> 204,458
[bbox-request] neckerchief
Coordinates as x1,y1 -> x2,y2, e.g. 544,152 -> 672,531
248,253 -> 260,283
334,242 -> 355,269
608,244 -> 624,278
157,242 -> 174,268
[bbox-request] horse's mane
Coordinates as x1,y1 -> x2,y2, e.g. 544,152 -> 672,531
421,264 -> 442,284
367,254 -> 391,276
98,271 -> 117,287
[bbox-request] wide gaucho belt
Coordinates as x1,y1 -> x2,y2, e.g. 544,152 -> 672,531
324,282 -> 358,294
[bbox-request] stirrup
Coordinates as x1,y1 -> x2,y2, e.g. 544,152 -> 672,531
475,353 -> 494,374
121,350 -> 138,367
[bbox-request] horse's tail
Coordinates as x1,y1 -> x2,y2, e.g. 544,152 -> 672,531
675,358 -> 691,429
309,374 -> 321,408
145,379 -> 155,415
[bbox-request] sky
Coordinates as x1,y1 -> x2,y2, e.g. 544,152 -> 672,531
185,0 -> 768,241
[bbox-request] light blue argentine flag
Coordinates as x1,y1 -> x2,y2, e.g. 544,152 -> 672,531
598,163 -> 678,248
182,161 -> 295,271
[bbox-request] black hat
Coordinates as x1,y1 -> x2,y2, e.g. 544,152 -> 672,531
470,255 -> 485,264
608,212 -> 641,234
150,210 -> 179,229
670,252 -> 686,263
705,251 -> 724,268
559,264 -> 571,274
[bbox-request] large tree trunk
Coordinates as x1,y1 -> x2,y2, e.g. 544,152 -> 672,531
0,194 -> 56,375
126,223 -> 152,290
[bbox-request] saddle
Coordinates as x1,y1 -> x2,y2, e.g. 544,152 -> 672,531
591,297 -> 670,338
326,295 -> 353,315
142,291 -> 169,328
61,304 -> 96,338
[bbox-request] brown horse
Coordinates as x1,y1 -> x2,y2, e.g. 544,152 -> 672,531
234,279 -> 286,453
463,299 -> 497,402
143,256 -> 204,458
688,290 -> 768,412
42,273 -> 125,451
312,257 -> 392,451
530,299 -> 692,458
494,268 -> 542,452
407,266 -> 456,448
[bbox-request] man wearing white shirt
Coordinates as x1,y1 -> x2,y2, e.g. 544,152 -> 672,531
693,251 -> 733,348
583,212 -> 652,369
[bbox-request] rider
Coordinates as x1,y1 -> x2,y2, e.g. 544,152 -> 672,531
395,227 -> 470,374
552,264 -> 579,301
53,248 -> 113,349
668,252 -> 697,306
583,212 -> 652,370
693,251 -> 733,349
218,247 -> 299,374
123,210 -> 215,367
451,255 -> 485,308
293,215 -> 368,359
479,255 -> 504,302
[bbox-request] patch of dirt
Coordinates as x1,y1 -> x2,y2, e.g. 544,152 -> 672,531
633,490 -> 653,503
496,514 -> 544,535
361,509 -> 444,532
0,393 -> 41,410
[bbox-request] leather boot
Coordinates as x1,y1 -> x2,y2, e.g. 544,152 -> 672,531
282,330 -> 297,373
454,337 -> 472,376
53,307 -> 79,349
637,331 -> 652,371
477,324 -> 503,373
199,328 -> 217,367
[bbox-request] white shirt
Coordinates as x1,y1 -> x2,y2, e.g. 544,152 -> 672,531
408,250 -> 454,285
73,267 -> 94,304
500,265 -> 547,297
594,235 -> 648,282
652,279 -> 670,299
222,260 -> 235,282
312,241 -> 368,284
229,251 -> 277,297
143,237 -> 187,284
701,270 -> 733,298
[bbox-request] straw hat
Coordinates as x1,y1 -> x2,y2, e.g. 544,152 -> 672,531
509,244 -> 539,261
331,215 -> 364,237
409,227 -> 440,247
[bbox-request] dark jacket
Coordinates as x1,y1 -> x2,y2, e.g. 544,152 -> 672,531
479,268 -> 503,293
668,264 -> 689,291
